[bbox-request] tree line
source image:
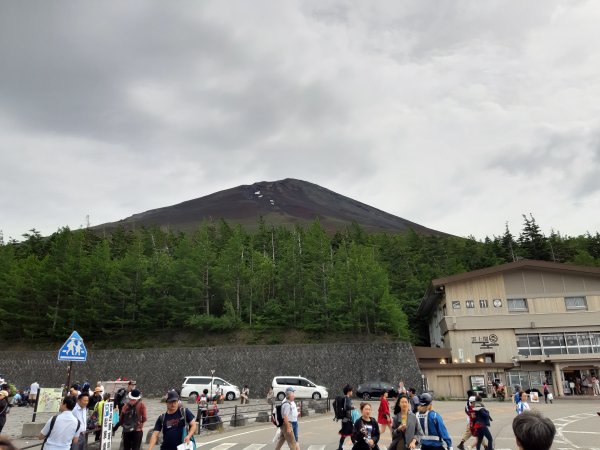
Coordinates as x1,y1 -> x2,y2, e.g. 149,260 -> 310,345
0,214 -> 599,344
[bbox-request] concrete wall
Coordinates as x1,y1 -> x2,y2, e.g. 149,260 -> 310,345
1,342 -> 422,398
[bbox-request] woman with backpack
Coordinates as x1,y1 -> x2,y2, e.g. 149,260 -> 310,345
389,394 -> 420,450
336,385 -> 354,450
352,402 -> 380,450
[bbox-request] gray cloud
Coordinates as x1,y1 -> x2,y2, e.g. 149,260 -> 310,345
1,0 -> 600,240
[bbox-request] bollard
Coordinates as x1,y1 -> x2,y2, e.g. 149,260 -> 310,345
230,413 -> 248,427
256,411 -> 270,422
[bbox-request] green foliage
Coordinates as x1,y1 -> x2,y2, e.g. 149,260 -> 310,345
1,214 -> 599,345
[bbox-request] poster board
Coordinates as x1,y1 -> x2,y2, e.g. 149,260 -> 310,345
36,388 -> 63,413
100,401 -> 114,450
530,391 -> 539,402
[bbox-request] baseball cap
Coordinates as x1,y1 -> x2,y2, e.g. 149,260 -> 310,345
166,390 -> 179,402
419,393 -> 432,406
469,396 -> 477,402
285,387 -> 295,393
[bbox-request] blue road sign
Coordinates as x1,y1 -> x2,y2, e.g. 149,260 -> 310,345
58,331 -> 87,361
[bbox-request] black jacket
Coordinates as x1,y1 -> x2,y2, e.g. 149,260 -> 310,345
352,417 -> 380,450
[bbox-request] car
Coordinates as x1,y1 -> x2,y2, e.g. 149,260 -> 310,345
356,381 -> 398,399
272,376 -> 329,401
180,376 -> 240,400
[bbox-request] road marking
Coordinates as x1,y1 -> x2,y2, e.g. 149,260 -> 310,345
241,445 -> 266,450
210,444 -> 238,450
306,446 -> 326,450
197,417 -> 331,445
562,431 -> 600,435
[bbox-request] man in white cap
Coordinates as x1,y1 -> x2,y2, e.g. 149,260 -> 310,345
119,388 -> 147,450
275,387 -> 299,450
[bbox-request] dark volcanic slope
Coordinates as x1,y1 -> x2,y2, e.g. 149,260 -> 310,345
96,178 -> 446,235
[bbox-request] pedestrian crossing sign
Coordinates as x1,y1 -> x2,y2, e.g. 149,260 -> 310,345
58,330 -> 87,361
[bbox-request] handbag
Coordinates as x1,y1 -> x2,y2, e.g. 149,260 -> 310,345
181,407 -> 197,450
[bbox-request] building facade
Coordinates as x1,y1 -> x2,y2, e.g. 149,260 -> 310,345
418,260 -> 600,398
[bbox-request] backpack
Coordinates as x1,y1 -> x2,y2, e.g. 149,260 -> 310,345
121,402 -> 139,432
272,400 -> 287,427
114,388 -> 127,406
333,396 -> 347,421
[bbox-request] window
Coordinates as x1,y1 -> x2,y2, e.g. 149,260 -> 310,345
508,298 -> 528,313
479,299 -> 489,308
466,300 -> 475,309
565,296 -> 587,311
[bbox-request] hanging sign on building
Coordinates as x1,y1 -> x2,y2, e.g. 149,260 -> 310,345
471,333 -> 500,349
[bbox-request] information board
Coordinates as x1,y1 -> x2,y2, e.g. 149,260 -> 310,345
36,388 -> 63,413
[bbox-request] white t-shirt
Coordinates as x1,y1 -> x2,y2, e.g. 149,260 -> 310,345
281,400 -> 298,422
30,382 -> 40,394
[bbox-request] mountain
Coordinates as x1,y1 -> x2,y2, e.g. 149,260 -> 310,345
94,178 -> 447,235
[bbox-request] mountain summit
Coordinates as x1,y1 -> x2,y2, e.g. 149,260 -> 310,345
97,178 -> 446,235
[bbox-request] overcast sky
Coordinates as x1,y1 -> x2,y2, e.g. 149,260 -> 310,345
1,0 -> 599,242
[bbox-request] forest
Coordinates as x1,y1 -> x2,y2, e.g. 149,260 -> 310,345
1,215 -> 599,345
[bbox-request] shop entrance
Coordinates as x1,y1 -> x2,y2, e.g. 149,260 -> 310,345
562,368 -> 599,395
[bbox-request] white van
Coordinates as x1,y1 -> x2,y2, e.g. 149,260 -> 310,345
181,376 -> 240,400
271,376 -> 329,401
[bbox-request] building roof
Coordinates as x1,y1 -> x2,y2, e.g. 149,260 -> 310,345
418,259 -> 600,317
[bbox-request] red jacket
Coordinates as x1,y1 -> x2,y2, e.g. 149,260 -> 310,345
377,398 -> 391,424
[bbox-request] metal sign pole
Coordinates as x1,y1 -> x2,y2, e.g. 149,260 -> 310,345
65,361 -> 73,395
31,388 -> 41,422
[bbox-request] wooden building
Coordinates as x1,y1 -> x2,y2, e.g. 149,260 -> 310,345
417,260 -> 600,398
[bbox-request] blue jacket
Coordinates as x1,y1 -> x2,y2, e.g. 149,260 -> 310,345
417,410 -> 452,448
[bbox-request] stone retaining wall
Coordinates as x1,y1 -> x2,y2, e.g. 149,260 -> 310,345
1,342 -> 422,397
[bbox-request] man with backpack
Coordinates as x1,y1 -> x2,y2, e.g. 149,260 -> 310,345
335,385 -> 354,450
473,397 -> 493,450
113,381 -> 135,435
38,396 -> 82,450
274,387 -> 299,450
416,393 -> 452,450
148,390 -> 196,450
119,389 -> 147,450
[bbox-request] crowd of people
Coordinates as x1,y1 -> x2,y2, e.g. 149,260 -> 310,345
0,375 -> 572,450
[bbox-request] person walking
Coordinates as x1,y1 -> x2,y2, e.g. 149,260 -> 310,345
71,393 -> 89,450
336,385 -> 354,450
267,387 -> 274,406
119,389 -> 147,450
543,382 -> 550,404
93,393 -> 111,441
148,390 -> 196,450
457,394 -> 476,450
275,387 -> 299,450
516,392 -> 530,415
0,391 -> 9,434
30,381 -> 40,407
377,391 -> 392,438
473,398 -> 493,450
397,381 -> 407,396
408,389 -> 420,414
416,393 -> 452,450
389,394 -> 420,450
352,402 -> 380,450
39,397 -> 83,450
